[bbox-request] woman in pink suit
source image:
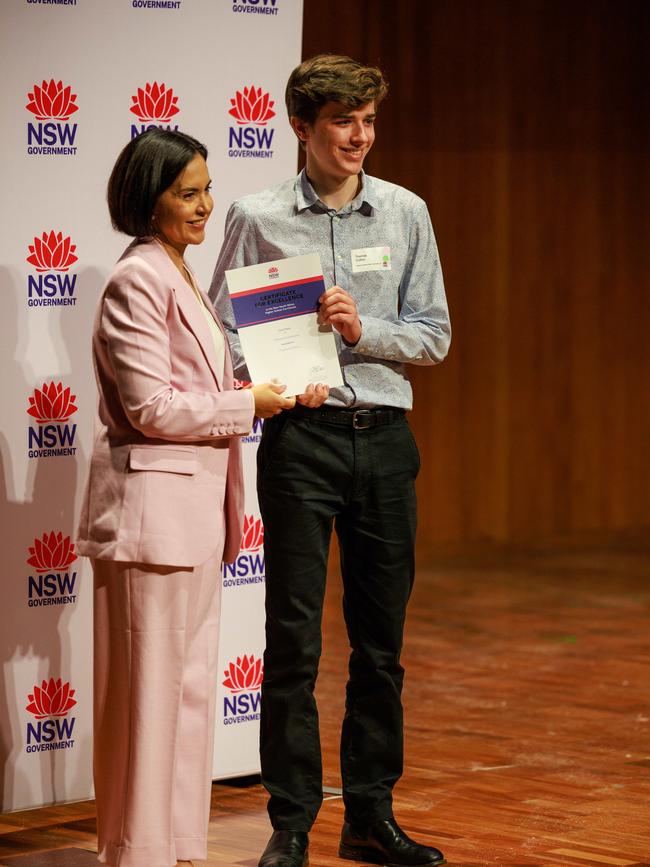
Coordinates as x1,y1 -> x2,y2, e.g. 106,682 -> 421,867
77,129 -> 294,867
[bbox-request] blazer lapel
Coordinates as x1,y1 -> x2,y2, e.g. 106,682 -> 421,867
197,284 -> 235,387
139,240 -> 225,389
178,281 -> 226,388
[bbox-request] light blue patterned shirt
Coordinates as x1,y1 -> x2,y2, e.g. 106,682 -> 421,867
209,170 -> 451,410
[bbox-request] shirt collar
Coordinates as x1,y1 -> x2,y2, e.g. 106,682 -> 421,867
295,168 -> 377,215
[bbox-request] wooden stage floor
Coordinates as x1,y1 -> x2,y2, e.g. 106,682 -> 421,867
1,540 -> 649,866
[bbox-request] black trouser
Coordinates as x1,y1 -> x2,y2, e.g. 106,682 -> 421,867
257,407 -> 420,831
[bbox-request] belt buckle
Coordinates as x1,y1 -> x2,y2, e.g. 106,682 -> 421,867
352,410 -> 373,430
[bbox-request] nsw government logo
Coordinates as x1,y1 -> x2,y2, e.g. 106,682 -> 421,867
222,654 -> 263,725
131,0 -> 181,8
25,677 -> 77,754
26,231 -> 78,308
26,532 -> 78,609
223,514 -> 265,588
232,0 -> 278,15
242,415 -> 263,446
27,382 -> 78,459
26,79 -> 78,156
228,86 -> 275,159
130,81 -> 180,139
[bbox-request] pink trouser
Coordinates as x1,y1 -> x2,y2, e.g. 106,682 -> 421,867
92,548 -> 222,867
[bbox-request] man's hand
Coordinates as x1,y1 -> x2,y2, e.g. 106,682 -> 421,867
318,286 -> 362,345
296,383 -> 329,408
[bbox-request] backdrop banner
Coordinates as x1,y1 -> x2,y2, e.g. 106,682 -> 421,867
0,0 -> 303,812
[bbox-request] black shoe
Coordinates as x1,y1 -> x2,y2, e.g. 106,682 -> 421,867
339,817 -> 445,866
258,830 -> 309,867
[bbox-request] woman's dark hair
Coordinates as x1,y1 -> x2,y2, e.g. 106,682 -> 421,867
107,129 -> 208,237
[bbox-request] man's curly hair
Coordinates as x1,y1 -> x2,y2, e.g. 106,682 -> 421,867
285,54 -> 388,125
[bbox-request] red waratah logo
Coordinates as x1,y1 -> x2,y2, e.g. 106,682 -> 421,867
268,266 -> 279,275
26,80 -> 79,121
222,655 -> 264,693
27,231 -> 78,272
27,532 -> 77,573
26,678 -> 77,719
241,515 -> 264,551
27,382 -> 78,424
228,86 -> 275,125
130,82 -> 180,122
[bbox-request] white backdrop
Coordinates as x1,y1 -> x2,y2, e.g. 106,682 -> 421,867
0,0 -> 303,812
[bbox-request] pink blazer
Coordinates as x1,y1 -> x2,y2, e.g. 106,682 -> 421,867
77,238 -> 254,567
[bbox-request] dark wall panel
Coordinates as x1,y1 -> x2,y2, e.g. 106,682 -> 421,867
301,0 -> 649,551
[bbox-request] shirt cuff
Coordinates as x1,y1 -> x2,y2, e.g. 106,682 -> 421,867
351,316 -> 382,357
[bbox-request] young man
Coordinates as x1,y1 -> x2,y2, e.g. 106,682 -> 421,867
210,54 -> 451,867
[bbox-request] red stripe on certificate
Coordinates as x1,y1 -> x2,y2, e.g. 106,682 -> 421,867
229,274 -> 324,299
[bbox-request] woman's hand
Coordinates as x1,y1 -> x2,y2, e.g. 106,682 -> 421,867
297,383 -> 329,408
251,382 -> 296,418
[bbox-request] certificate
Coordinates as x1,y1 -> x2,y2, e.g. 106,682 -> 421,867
225,253 -> 343,397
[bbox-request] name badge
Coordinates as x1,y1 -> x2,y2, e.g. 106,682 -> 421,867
351,245 -> 391,273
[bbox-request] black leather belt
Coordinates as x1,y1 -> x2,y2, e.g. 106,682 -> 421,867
288,404 -> 404,430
